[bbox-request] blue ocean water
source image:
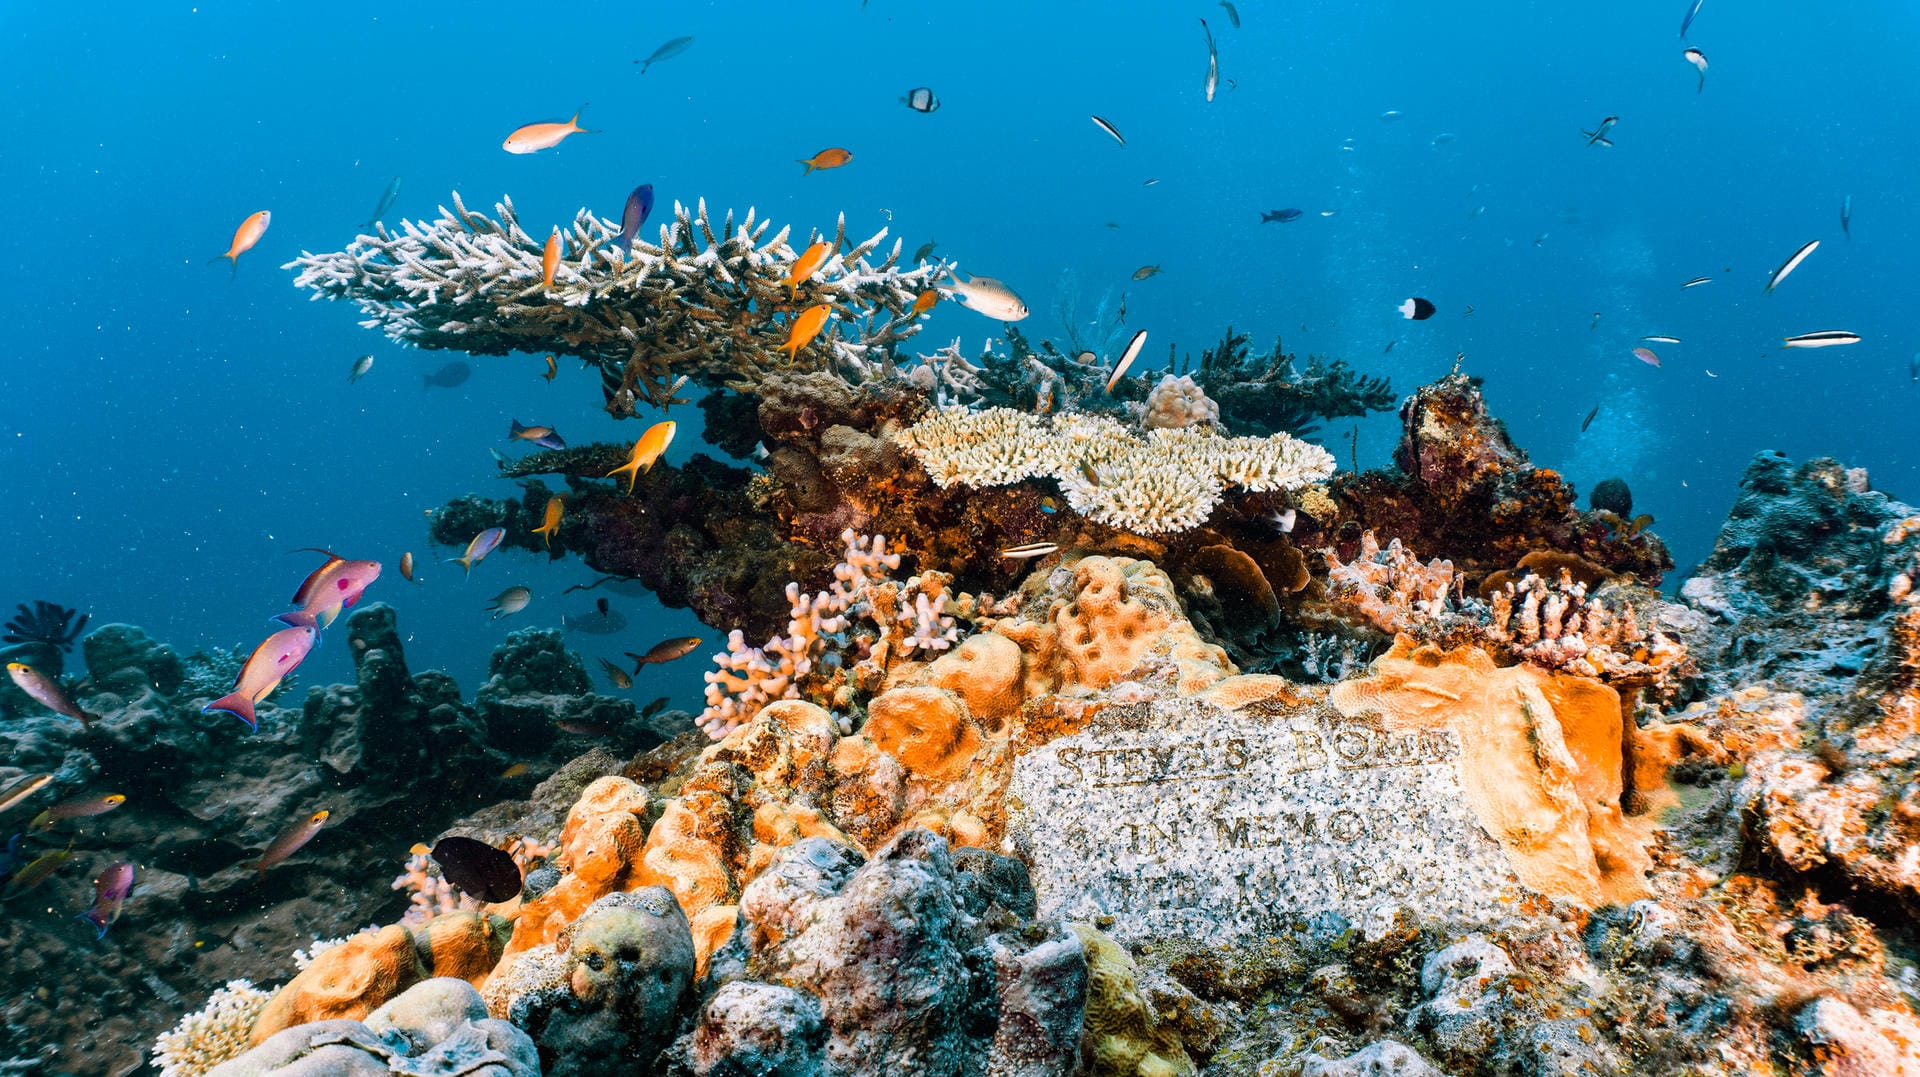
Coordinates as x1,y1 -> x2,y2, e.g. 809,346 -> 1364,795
4,1 -> 1915,703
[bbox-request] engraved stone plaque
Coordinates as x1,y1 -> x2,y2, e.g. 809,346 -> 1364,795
1005,696 -> 1525,943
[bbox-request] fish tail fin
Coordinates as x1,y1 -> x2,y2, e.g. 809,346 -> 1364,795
74,911 -> 108,940
1696,75 -> 1704,93
272,610 -> 319,631
572,104 -> 595,135
510,418 -> 527,438
203,694 -> 259,731
797,160 -> 816,174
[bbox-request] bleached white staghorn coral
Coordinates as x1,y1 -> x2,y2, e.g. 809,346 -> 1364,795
895,407 -> 1335,535
286,193 -> 944,414
700,530 -> 961,739
152,980 -> 271,1077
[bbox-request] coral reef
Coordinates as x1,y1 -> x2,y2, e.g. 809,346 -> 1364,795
896,407 -> 1335,535
700,530 -> 966,739
1140,374 -> 1220,431
1321,373 -> 1672,587
1188,327 -> 1395,439
287,194 -> 940,413
0,605 -> 684,1074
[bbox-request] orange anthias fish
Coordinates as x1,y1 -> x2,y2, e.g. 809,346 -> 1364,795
208,210 -> 270,279
780,240 -> 832,299
203,625 -> 317,730
797,148 -> 852,174
247,809 -> 329,875
533,496 -> 565,547
605,420 -> 677,494
543,230 -> 561,288
780,305 -> 831,359
910,289 -> 939,316
502,108 -> 591,154
400,551 -> 421,584
542,355 -> 558,383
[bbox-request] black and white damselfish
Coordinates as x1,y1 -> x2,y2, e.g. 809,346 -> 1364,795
901,87 -> 940,113
1398,297 -> 1437,320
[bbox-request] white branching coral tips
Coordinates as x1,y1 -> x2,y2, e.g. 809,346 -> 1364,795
894,407 -> 1336,535
285,193 -> 943,412
699,530 -> 963,740
152,979 -> 271,1077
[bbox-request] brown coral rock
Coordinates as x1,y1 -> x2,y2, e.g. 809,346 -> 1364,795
251,925 -> 425,1043
420,911 -> 514,987
921,631 -> 1025,729
1330,638 -> 1653,905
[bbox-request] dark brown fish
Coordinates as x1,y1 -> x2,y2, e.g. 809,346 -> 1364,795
247,809 -> 328,874
1581,405 -> 1599,433
626,636 -> 704,672
556,718 -> 614,737
430,836 -> 522,903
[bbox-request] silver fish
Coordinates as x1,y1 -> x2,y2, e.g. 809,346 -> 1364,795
1782,331 -> 1860,348
1765,239 -> 1819,293
488,586 -> 532,619
944,273 -> 1029,321
1219,0 -> 1240,28
1105,330 -> 1149,393
1680,0 -> 1705,38
1200,19 -> 1219,103
1683,47 -> 1707,92
348,354 -> 374,383
1682,276 -> 1713,288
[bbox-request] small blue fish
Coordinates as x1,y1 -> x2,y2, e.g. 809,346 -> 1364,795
1680,0 -> 1705,38
1260,209 -> 1304,223
615,184 -> 654,254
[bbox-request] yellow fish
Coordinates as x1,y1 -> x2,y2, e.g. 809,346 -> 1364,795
781,305 -> 831,359
781,240 -> 831,299
533,496 -> 564,547
208,210 -> 270,279
910,289 -> 939,316
503,108 -> 590,154
542,230 -> 561,288
606,420 -> 677,493
542,355 -> 557,382
796,147 -> 853,174
500,762 -> 531,780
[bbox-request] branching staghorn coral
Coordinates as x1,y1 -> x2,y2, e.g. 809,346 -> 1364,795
1322,529 -> 1689,693
699,530 -> 974,739
895,407 -> 1335,535
286,193 -> 943,414
152,980 -> 272,1077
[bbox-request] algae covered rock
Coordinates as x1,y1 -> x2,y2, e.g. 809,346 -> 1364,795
503,886 -> 698,1077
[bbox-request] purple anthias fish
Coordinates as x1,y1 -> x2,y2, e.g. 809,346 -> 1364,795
508,419 -> 567,451
76,861 -> 134,938
450,528 -> 506,576
615,184 -> 654,255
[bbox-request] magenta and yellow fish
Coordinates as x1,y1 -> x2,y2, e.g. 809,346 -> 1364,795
277,549 -> 381,630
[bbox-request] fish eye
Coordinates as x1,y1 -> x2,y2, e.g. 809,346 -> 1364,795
583,953 -> 605,972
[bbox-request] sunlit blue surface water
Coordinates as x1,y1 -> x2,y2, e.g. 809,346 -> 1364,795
4,2 -> 1917,703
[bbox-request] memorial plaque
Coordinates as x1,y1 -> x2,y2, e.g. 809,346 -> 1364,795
1005,697 -> 1524,943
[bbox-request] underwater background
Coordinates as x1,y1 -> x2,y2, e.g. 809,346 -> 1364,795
4,0 -> 1915,701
